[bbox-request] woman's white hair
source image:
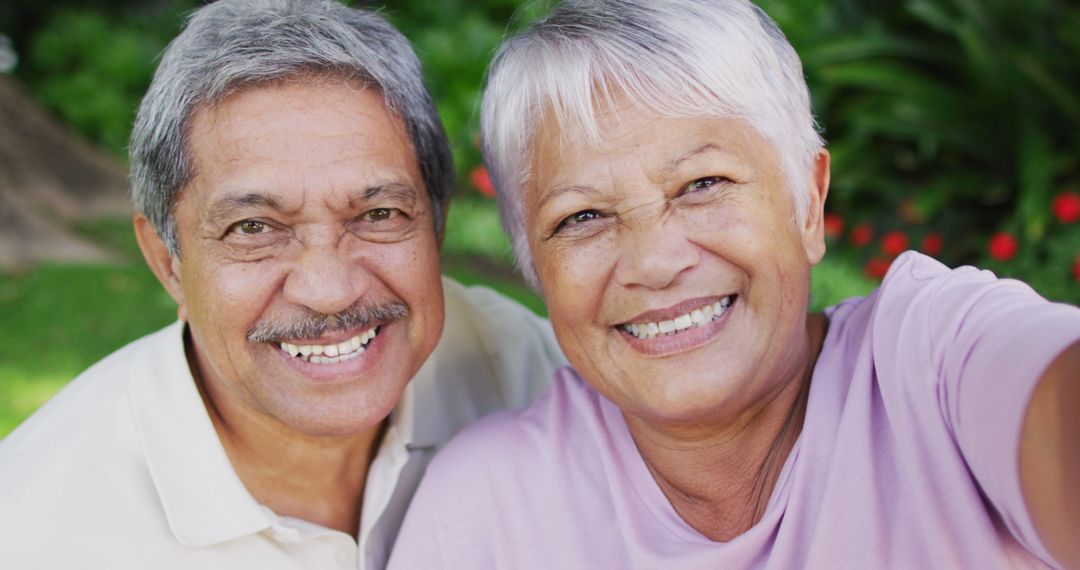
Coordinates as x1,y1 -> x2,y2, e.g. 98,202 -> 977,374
481,0 -> 824,288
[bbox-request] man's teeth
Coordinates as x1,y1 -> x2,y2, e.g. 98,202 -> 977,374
623,296 -> 733,340
279,326 -> 378,364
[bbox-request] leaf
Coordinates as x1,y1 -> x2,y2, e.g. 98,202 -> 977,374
1017,119 -> 1055,240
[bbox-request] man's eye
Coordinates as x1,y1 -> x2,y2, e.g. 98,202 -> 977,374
231,220 -> 270,235
363,208 -> 400,222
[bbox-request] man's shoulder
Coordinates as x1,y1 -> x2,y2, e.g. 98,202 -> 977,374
0,323 -> 185,558
426,277 -> 565,408
440,276 -> 554,343
0,322 -> 181,488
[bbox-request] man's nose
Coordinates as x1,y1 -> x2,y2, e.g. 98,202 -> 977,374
282,240 -> 370,316
614,217 -> 699,290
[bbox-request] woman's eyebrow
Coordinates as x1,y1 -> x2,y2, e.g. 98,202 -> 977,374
659,143 -> 728,177
535,184 -> 605,212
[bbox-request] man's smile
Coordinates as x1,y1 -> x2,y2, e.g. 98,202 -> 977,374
279,324 -> 380,364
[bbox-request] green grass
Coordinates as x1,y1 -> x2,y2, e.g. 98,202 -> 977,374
0,259 -> 177,436
0,205 -> 876,439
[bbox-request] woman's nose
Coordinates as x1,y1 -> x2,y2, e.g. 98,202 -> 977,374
614,218 -> 699,290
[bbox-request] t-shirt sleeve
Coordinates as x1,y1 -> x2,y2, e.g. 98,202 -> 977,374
875,252 -> 1080,563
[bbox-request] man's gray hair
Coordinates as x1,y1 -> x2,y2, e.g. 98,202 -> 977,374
131,0 -> 453,255
481,0 -> 823,288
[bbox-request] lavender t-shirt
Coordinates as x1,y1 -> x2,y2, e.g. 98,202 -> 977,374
389,252 -> 1080,569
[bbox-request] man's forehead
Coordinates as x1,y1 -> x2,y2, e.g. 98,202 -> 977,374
191,81 -> 400,143
180,80 -> 423,200
203,182 -> 421,217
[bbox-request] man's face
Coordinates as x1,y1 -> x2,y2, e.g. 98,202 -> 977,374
167,80 -> 444,436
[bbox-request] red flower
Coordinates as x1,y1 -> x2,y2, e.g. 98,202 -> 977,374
921,233 -> 943,257
823,213 -> 844,239
988,232 -> 1018,262
1052,191 -> 1080,224
864,257 -> 891,280
881,231 -> 908,258
470,166 -> 496,198
850,223 -> 873,248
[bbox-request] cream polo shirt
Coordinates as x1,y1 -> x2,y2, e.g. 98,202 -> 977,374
0,278 -> 565,570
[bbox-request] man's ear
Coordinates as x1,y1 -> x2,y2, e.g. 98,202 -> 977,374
801,149 -> 831,266
133,212 -> 187,321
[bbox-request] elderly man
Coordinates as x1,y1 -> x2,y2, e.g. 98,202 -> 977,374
0,1 -> 563,568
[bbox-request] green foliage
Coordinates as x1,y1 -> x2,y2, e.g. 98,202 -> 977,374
383,1 -> 549,189
760,0 -> 1080,302
16,3 -> 196,157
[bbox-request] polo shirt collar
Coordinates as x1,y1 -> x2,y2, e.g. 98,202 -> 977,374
129,321 -> 270,547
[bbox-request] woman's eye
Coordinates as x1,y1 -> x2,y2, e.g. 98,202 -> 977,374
557,210 -> 600,231
685,176 -> 729,193
231,220 -> 270,235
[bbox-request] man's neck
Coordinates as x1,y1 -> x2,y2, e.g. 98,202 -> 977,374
185,333 -> 386,537
211,409 -> 386,538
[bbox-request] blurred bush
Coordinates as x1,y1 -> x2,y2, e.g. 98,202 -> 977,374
5,1 -> 199,157
760,0 -> 1080,302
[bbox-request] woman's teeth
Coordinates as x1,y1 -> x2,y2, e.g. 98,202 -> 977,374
622,296 -> 734,340
279,326 -> 378,364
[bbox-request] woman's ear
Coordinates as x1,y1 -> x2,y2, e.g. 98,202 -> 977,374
801,149 -> 831,265
133,212 -> 187,321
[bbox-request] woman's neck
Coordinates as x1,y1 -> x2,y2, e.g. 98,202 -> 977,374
625,312 -> 827,541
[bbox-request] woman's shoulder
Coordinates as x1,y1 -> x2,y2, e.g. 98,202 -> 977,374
420,367 -> 605,486
400,367 -> 613,538
823,250 -> 1056,340
392,368 -> 626,567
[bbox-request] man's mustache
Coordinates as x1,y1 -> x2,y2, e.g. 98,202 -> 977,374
247,301 -> 408,343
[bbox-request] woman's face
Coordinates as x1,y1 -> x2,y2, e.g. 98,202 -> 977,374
526,102 -> 830,427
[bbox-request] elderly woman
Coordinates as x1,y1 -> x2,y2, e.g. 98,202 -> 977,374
389,1 -> 1080,568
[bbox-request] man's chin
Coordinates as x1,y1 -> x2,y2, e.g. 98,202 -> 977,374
263,378 -> 406,438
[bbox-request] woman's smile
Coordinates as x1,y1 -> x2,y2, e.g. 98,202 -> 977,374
617,295 -> 737,357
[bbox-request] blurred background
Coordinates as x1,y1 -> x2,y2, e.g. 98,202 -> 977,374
1,0 -> 1077,436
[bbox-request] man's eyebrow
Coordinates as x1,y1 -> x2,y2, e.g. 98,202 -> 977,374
208,192 -> 284,225
352,182 -> 419,205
